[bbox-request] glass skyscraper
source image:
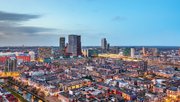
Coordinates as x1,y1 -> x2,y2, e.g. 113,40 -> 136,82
59,37 -> 65,50
68,35 -> 82,56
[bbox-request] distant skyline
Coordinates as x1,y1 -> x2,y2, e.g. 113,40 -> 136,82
0,0 -> 180,46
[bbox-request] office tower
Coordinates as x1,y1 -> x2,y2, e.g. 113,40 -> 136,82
142,47 -> 146,56
107,43 -> 110,51
178,48 -> 180,56
59,37 -> 65,50
68,35 -> 82,56
131,48 -> 135,58
101,38 -> 107,50
4,57 -> 17,72
59,37 -> 66,56
38,47 -> 52,59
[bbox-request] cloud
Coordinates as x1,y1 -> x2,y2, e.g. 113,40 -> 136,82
0,11 -> 40,22
0,11 -> 56,45
0,23 -> 54,36
112,16 -> 127,21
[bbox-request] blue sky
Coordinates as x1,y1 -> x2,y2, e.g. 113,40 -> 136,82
0,0 -> 179,46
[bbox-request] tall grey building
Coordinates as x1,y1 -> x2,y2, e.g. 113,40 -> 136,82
59,37 -> 65,55
107,43 -> 110,51
101,38 -> 107,50
59,37 -> 65,50
4,57 -> 17,72
68,35 -> 82,56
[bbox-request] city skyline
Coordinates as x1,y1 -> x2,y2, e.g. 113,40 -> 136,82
0,0 -> 180,46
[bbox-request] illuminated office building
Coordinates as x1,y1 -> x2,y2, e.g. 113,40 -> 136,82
68,35 -> 82,56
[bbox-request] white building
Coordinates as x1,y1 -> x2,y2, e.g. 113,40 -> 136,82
131,48 -> 135,58
29,51 -> 35,61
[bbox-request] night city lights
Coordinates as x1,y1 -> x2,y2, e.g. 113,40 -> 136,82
0,0 -> 179,102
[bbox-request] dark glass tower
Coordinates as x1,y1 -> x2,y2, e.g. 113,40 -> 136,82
68,35 -> 82,56
59,37 -> 65,56
101,38 -> 107,50
59,37 -> 65,50
4,57 -> 17,72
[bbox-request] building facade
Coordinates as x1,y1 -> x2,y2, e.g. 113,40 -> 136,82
82,49 -> 99,57
59,37 -> 66,56
68,35 -> 82,56
101,38 -> 107,51
4,57 -> 17,72
131,48 -> 135,58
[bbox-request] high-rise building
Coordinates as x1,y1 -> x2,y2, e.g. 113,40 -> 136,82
59,37 -> 65,50
101,38 -> 111,53
101,38 -> 107,50
107,43 -> 110,51
131,48 -> 135,58
59,37 -> 66,56
68,35 -> 82,56
4,57 -> 17,72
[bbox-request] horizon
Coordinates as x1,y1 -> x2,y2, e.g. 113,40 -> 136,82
0,45 -> 180,48
0,0 -> 180,46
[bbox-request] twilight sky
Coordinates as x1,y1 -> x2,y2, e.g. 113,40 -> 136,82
0,0 -> 180,46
